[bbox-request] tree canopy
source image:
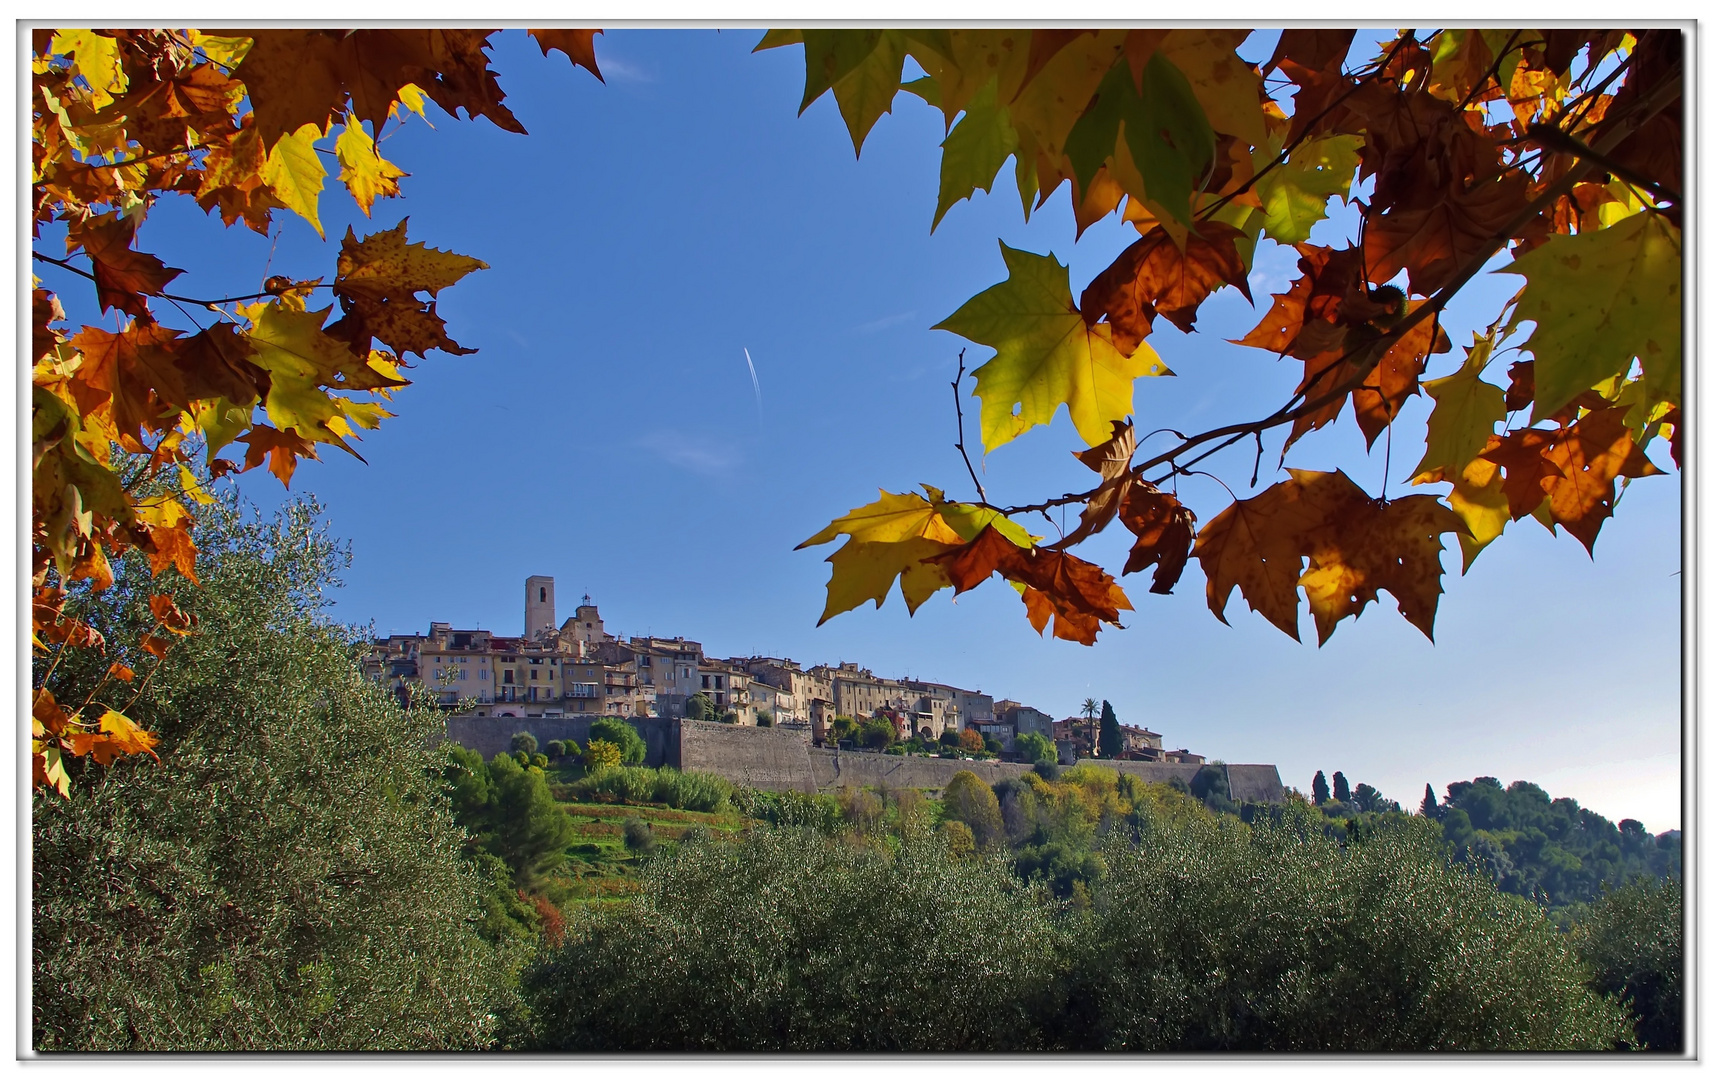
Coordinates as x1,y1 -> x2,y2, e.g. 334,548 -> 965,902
31,28 -> 1683,795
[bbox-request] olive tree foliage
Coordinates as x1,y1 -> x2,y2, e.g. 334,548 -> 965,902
33,488 -> 517,1051
1571,877 -> 1684,1052
523,828 -> 1065,1051
1066,804 -> 1633,1051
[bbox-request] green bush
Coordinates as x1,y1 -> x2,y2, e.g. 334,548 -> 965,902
523,830 -> 1065,1050
1572,877 -> 1683,1051
1015,731 -> 1055,766
588,718 -> 646,765
510,732 -> 538,757
32,492 -> 515,1050
622,817 -> 656,855
734,788 -> 843,833
858,717 -> 895,749
1065,807 -> 1631,1050
941,771 -> 1005,850
570,767 -> 735,814
447,747 -> 578,890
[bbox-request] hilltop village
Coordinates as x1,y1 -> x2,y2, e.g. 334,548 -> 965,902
363,575 -> 1208,766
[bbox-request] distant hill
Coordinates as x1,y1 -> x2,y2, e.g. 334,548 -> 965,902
1428,776 -> 1680,911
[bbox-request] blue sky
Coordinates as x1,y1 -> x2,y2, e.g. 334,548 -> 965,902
47,29 -> 1683,830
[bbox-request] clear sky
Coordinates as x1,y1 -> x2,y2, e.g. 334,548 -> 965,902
50,28 -> 1683,830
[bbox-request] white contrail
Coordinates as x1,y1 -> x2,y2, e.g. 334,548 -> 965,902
743,347 -> 763,422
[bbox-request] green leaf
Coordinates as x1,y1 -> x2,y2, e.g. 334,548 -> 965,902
261,122 -> 328,239
1502,211 -> 1682,420
1411,329 -> 1506,481
935,242 -> 1171,451
933,77 -> 1019,230
1254,133 -> 1363,245
799,29 -> 908,154
1064,55 -> 1214,229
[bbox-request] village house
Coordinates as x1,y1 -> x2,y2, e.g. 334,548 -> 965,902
362,576 -> 1212,762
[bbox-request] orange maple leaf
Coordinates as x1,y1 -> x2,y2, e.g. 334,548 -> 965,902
1080,221 -> 1253,351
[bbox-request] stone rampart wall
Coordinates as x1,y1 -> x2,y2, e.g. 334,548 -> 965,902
443,714 -> 679,766
440,715 -> 1284,803
677,720 -> 818,793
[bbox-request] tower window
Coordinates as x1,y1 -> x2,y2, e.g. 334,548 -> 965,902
539,587 -> 547,602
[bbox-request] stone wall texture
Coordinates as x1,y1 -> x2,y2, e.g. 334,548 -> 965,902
442,715 -> 1285,803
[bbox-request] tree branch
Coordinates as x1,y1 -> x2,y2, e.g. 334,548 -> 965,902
32,251 -> 330,309
950,349 -> 989,506
996,64 -> 1683,522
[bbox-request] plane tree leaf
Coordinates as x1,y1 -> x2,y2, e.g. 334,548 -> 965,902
936,242 -> 1170,451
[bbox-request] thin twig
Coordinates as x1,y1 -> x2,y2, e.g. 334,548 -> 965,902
33,251 -> 329,309
950,349 -> 989,505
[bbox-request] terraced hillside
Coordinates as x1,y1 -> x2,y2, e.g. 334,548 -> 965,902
555,797 -> 749,904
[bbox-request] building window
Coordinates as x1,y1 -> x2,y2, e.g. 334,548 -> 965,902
539,586 -> 547,602
702,675 -> 710,689
531,669 -> 539,680
503,670 -> 514,685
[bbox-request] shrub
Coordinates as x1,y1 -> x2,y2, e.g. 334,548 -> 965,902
1015,731 -> 1055,766
938,729 -> 961,748
622,818 -> 656,856
720,711 -> 739,724
530,753 -> 549,769
32,492 -> 515,1050
543,740 -> 565,759
685,694 -> 715,722
1065,808 -> 1632,1050
941,771 -> 1005,850
857,718 -> 895,749
1034,760 -> 1061,783
735,788 -> 843,833
1573,877 -> 1683,1051
957,729 -> 984,753
570,767 -> 735,814
756,711 -> 773,727
523,830 -> 1064,1050
510,732 -> 539,757
583,740 -> 622,771
588,718 -> 646,765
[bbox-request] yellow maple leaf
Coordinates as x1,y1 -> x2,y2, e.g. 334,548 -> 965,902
261,122 -> 327,238
334,118 -> 407,217
936,242 -> 1170,450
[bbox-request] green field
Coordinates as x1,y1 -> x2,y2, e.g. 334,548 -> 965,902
556,798 -> 749,903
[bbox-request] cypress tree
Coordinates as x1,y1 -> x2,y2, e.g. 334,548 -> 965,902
1098,700 -> 1123,759
1420,783 -> 1440,818
1333,771 -> 1351,803
1312,771 -> 1330,804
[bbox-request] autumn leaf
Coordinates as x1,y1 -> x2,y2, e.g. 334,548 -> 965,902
1411,329 -> 1507,481
1288,470 -> 1469,644
1416,452 -> 1512,571
1193,473 -> 1335,640
261,122 -> 329,238
929,524 -> 1132,644
933,76 -> 1019,229
1063,53 -> 1215,228
107,661 -> 136,682
65,213 -> 184,318
1079,222 -> 1252,351
143,521 -> 199,584
1502,211 -> 1682,421
1045,418 -> 1136,550
1156,29 -> 1265,149
1480,407 -> 1662,553
797,486 -> 1032,624
1254,133 -> 1363,244
1364,170 -> 1531,297
529,29 -> 604,81
1118,482 -> 1197,594
329,219 -> 487,358
148,592 -> 196,634
334,118 -> 407,216
234,424 -> 319,486
937,242 -> 1170,450
792,30 -> 951,155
